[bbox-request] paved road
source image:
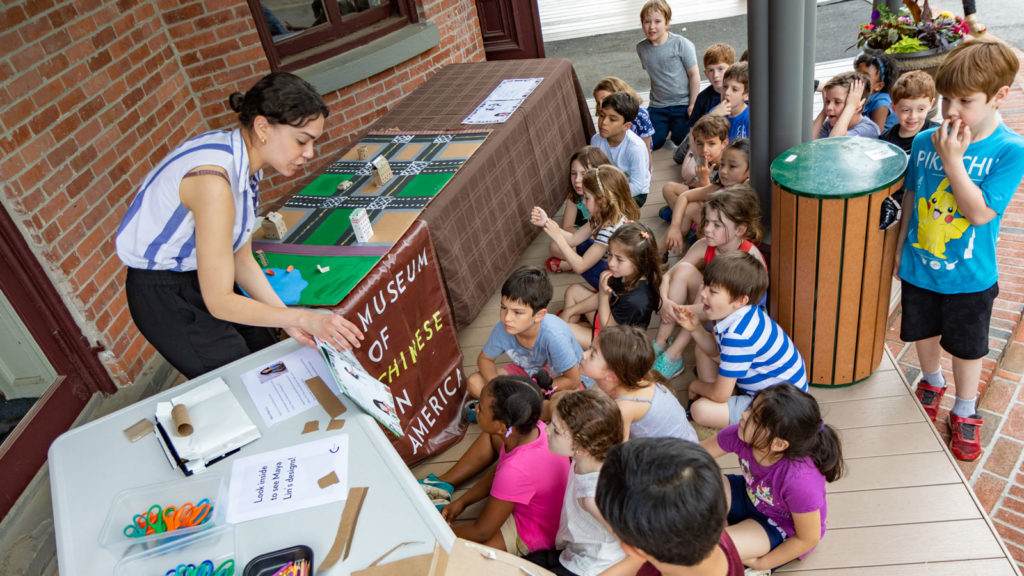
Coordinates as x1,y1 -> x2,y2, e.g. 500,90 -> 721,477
548,0 -> 1023,99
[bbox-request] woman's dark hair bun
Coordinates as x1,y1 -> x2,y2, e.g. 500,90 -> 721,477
228,92 -> 246,113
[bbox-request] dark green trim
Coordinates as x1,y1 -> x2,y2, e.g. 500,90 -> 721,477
295,22 -> 441,96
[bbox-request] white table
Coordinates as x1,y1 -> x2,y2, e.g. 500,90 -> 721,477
49,339 -> 454,575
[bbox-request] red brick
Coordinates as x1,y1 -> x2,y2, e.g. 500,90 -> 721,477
985,439 -> 1024,479
974,472 -> 1007,514
982,378 -> 1018,415
1005,403 -> 1024,440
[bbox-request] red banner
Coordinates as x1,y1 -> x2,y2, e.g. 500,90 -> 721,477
333,219 -> 467,464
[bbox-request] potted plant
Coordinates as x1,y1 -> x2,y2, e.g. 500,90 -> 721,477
851,0 -> 969,58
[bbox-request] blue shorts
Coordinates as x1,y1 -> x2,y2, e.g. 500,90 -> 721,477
575,238 -> 607,290
727,474 -> 788,550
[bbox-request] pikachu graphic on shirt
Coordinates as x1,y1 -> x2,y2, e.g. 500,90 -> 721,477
913,178 -> 970,260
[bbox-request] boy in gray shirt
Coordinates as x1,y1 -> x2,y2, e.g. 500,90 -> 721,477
636,0 -> 701,150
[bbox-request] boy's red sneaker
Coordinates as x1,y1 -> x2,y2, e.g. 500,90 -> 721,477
949,412 -> 984,462
915,381 -> 945,422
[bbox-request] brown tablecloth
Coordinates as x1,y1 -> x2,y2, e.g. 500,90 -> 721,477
375,58 -> 595,328
333,220 -> 466,464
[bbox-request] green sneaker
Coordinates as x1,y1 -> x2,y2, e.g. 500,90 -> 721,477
652,339 -> 667,356
418,473 -> 453,511
653,352 -> 684,380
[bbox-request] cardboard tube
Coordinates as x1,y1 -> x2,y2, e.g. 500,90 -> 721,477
171,403 -> 193,437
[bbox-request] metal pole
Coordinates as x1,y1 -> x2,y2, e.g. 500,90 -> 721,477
748,0 -> 771,226
802,0 -> 817,143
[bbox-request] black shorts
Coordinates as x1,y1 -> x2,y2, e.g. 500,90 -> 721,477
126,268 -> 278,379
900,279 -> 998,360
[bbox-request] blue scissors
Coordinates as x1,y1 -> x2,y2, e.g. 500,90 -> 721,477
164,559 -> 234,576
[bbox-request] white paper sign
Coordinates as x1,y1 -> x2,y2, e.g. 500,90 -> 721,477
864,146 -> 899,161
462,78 -> 544,125
241,346 -> 336,427
226,435 -> 350,523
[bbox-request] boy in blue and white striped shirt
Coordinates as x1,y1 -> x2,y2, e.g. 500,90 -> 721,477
677,251 -> 808,429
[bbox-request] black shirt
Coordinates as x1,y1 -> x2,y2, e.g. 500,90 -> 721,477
880,120 -> 939,154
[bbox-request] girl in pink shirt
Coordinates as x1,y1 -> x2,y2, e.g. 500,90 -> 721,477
440,375 -> 570,555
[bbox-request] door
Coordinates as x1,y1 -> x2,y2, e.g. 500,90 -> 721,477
0,202 -> 114,521
475,0 -> 545,60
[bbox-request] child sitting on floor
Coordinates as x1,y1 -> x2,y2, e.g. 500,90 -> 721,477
654,184 -> 764,381
702,385 -> 844,572
814,71 -> 879,139
560,222 -> 662,348
554,146 -> 612,238
533,165 -> 640,291
675,42 -> 737,169
465,266 -> 582,402
591,92 -> 652,206
663,137 -> 750,254
596,437 -> 746,576
855,52 -> 900,132
660,115 -> 730,226
525,389 -> 626,576
582,324 -> 697,443
594,77 -> 655,154
425,375 -> 570,556
678,251 -> 808,429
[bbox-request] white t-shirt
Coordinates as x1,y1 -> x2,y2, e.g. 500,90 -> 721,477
555,468 -> 625,575
591,130 -> 650,198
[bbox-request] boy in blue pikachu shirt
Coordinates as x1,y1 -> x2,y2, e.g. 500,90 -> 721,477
896,37 -> 1024,462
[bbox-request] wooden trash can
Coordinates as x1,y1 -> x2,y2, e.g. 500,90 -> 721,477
770,138 -> 907,386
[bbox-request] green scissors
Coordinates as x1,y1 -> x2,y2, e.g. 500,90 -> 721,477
123,504 -> 166,538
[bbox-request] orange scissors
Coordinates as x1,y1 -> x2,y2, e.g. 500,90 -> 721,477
173,498 -> 212,529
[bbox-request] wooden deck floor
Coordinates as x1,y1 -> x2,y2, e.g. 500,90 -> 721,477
412,143 -> 1020,574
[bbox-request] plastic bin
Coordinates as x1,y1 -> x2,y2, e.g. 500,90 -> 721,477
114,525 -> 236,576
243,545 -> 314,576
99,473 -> 226,556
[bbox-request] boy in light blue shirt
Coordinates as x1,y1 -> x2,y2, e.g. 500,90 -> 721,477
591,92 -> 651,206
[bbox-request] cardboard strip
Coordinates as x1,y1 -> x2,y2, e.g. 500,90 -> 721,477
318,486 -> 368,570
327,418 -> 346,431
318,471 -> 340,489
368,540 -> 420,567
123,418 -> 154,443
302,420 -> 320,434
306,376 -> 347,419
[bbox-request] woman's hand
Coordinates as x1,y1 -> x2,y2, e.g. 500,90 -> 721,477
296,310 -> 363,350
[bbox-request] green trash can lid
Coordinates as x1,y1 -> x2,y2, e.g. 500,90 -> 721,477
770,137 -> 908,199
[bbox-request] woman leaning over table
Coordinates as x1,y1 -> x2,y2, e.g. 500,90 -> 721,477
116,72 -> 362,379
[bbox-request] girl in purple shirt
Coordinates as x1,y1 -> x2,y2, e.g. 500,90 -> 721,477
701,385 -> 845,572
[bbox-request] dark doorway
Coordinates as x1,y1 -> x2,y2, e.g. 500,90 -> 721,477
476,0 -> 546,60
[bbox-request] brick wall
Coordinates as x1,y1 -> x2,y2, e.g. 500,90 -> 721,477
0,0 -> 484,386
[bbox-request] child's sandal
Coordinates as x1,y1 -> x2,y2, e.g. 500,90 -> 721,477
545,257 -> 565,273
